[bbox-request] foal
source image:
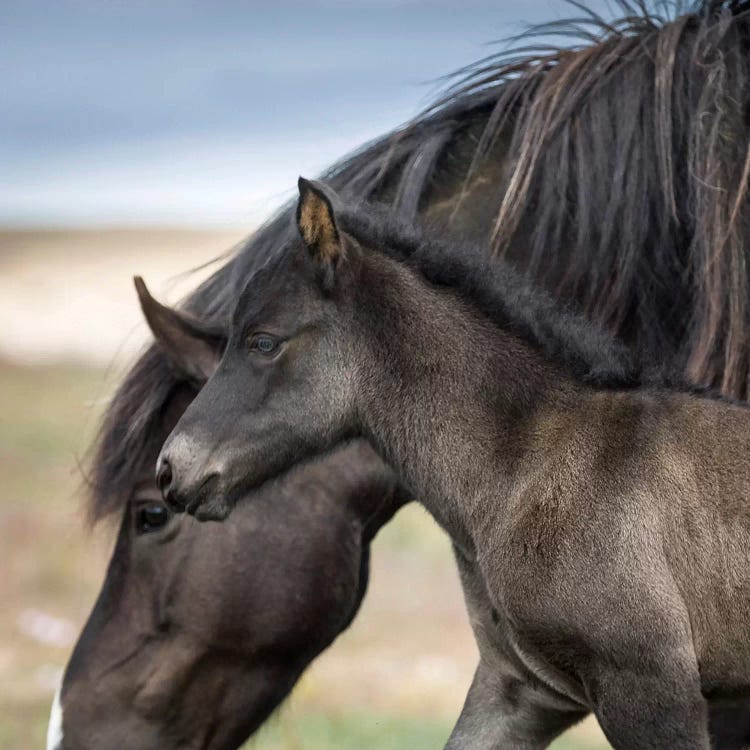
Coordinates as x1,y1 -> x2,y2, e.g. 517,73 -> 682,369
159,180 -> 750,749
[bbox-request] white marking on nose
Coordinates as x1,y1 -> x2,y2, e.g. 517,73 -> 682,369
46,686 -> 64,750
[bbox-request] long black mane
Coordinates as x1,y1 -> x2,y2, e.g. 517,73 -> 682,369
90,1 -> 750,521
443,0 -> 750,393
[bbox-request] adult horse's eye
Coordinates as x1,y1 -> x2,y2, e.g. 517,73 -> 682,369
249,333 -> 280,355
136,504 -> 171,534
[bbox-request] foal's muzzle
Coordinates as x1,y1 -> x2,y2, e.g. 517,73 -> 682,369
156,435 -> 224,516
156,455 -> 193,513
156,457 -> 177,507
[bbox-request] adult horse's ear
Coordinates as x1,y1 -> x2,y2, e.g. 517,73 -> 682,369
296,177 -> 343,288
134,277 -> 224,384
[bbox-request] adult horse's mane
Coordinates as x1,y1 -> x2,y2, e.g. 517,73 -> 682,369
89,0 -> 750,522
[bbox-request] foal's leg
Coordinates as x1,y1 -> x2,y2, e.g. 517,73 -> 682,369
589,659 -> 710,750
444,662 -> 587,750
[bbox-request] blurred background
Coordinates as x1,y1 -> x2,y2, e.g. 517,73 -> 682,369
1,1 -> 613,747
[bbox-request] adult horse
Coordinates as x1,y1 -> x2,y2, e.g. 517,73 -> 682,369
53,2 -> 750,748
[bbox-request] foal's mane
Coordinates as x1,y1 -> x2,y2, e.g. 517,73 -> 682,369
339,204 -> 642,389
88,1 -> 750,522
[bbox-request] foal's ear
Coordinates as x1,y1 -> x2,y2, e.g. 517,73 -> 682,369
296,177 -> 344,287
134,277 -> 224,384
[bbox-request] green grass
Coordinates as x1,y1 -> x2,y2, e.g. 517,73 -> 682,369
249,710 -> 453,750
1,704 -> 607,750
247,710 -> 608,750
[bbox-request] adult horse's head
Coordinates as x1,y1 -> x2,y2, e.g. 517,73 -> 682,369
51,285 -> 405,750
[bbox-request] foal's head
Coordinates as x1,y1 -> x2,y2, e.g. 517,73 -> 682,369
158,180 -> 391,520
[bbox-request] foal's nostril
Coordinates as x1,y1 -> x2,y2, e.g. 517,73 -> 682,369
156,457 -> 173,495
156,457 -> 186,512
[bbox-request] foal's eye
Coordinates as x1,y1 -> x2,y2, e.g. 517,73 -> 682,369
136,504 -> 171,534
249,333 -> 281,356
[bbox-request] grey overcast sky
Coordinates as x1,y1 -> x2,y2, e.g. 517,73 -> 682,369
1,1 -> 615,227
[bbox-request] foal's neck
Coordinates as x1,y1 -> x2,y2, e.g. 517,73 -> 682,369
354,256 -> 579,548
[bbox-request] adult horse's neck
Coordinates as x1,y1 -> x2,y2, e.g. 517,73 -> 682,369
352,253 -> 580,553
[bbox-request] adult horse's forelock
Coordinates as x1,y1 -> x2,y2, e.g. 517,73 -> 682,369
88,347 -> 177,524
